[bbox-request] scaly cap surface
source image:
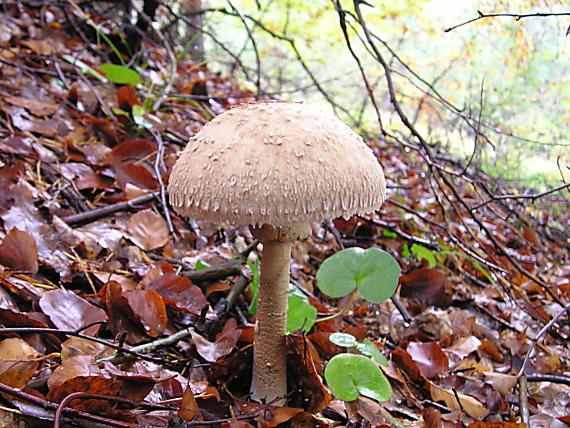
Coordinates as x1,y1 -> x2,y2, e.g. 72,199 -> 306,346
168,101 -> 386,226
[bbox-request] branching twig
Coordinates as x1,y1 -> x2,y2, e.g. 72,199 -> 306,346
445,10 -> 570,33
517,303 -> 570,378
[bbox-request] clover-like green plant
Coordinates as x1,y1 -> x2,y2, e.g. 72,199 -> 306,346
316,247 -> 400,403
316,247 -> 400,303
325,332 -> 391,402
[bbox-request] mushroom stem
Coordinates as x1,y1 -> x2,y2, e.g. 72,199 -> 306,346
250,223 -> 311,404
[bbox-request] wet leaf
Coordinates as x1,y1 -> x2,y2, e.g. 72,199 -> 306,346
0,228 -> 38,273
127,209 -> 169,251
39,289 -> 108,335
406,342 -> 449,378
122,289 -> 168,337
116,85 -> 141,111
144,272 -> 207,315
400,268 -> 451,308
47,376 -> 123,413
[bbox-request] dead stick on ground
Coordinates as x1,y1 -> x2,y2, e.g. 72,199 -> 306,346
151,129 -> 175,234
518,302 -> 570,378
63,192 -> 160,225
0,382 -> 140,428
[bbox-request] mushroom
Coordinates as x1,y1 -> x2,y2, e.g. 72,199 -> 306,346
168,101 -> 386,404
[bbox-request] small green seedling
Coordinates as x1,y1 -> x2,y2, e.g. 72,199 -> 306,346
325,333 -> 392,402
325,354 -> 392,402
316,247 -> 400,403
329,332 -> 388,367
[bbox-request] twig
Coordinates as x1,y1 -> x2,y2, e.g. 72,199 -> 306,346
517,303 -> 570,378
0,382 -> 140,428
445,10 -> 570,33
182,260 -> 245,283
53,392 -> 173,428
391,295 -> 412,326
227,0 -> 261,98
527,373 -> 570,386
99,327 -> 195,365
0,327 -> 164,363
150,129 -> 174,234
63,192 -> 160,225
360,215 -> 440,251
213,272 -> 253,316
518,375 -> 529,426
472,182 -> 570,210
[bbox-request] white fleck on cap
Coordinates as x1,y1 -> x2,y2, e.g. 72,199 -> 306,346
168,101 -> 386,226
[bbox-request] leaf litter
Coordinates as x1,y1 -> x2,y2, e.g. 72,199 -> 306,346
0,2 -> 566,427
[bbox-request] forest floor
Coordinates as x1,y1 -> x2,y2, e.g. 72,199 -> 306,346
0,3 -> 568,428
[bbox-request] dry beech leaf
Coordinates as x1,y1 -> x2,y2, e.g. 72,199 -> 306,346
178,386 -> 201,422
61,336 -> 110,360
122,289 -> 168,337
47,376 -> 123,414
468,423 -> 526,428
127,209 -> 169,251
483,372 -> 517,396
236,401 -> 303,428
0,228 -> 38,273
406,342 -> 449,379
422,407 -> 442,428
287,335 -> 331,412
191,318 -> 241,362
48,355 -> 100,390
0,337 -> 40,388
39,289 -> 108,335
145,272 -> 207,315
428,380 -> 489,420
5,95 -> 59,117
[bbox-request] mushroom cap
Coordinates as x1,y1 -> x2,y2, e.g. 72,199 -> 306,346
168,101 -> 386,227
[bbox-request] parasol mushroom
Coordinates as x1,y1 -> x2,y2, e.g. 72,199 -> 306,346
168,101 -> 386,403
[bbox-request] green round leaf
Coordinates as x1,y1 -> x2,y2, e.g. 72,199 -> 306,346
287,295 -> 317,334
316,247 -> 400,303
316,247 -> 363,298
356,339 -> 389,366
324,354 -> 392,402
357,248 -> 400,303
329,332 -> 357,348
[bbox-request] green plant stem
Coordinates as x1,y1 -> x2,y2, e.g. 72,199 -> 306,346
315,290 -> 358,323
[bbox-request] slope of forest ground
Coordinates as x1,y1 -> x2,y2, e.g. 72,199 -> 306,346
0,3 -> 568,428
